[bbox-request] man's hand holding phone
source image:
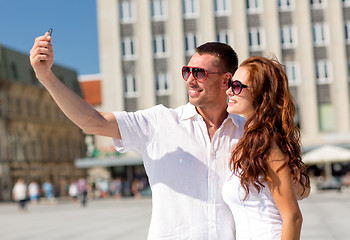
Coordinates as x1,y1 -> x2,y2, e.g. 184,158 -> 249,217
29,28 -> 54,81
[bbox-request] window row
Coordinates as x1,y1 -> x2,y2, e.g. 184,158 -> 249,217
0,95 -> 67,121
120,0 -> 337,23
122,31 -> 233,60
121,21 -> 350,59
5,134 -> 81,162
286,60 -> 334,85
121,59 -> 342,98
246,0 -> 329,13
123,73 -> 171,98
245,0 -> 330,12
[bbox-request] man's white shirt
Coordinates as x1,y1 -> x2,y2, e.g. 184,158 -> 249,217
113,103 -> 245,240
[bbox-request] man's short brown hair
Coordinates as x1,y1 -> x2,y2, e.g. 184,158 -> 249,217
196,42 -> 238,74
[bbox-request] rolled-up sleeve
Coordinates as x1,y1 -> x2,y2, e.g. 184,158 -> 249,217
112,105 -> 160,154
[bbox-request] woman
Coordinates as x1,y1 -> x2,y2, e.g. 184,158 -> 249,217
222,56 -> 310,239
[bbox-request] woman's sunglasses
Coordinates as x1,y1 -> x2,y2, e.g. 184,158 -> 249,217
182,66 -> 225,83
228,79 -> 248,95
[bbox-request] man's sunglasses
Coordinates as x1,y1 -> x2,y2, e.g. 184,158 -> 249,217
228,79 -> 249,95
182,66 -> 225,83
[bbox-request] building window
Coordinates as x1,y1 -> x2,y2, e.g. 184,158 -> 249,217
124,74 -> 139,98
344,0 -> 350,7
156,72 -> 171,95
345,21 -> 350,44
26,99 -> 32,116
248,27 -> 265,51
45,104 -> 51,119
347,60 -> 350,81
216,30 -> 234,46
246,0 -> 263,14
18,135 -> 26,161
151,0 -> 167,21
185,32 -> 199,56
29,69 -> 37,85
0,96 -> 2,117
7,134 -> 15,160
11,63 -> 18,80
312,23 -> 329,46
280,25 -> 297,49
122,37 -> 136,60
153,35 -> 168,58
119,0 -> 135,23
315,60 -> 332,84
278,0 -> 295,11
284,61 -> 300,86
36,137 -> 43,160
27,138 -> 35,161
34,100 -> 40,117
310,0 -> 327,9
214,0 -> 230,16
318,103 -> 336,131
15,98 -> 22,115
182,0 -> 199,18
47,137 -> 54,160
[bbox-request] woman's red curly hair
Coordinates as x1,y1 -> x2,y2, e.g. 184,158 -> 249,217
230,56 -> 310,199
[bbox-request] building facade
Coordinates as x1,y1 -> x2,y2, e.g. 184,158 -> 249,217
0,44 -> 86,201
96,0 -> 350,152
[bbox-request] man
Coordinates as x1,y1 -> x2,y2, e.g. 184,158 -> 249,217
30,32 -> 308,239
12,178 -> 28,211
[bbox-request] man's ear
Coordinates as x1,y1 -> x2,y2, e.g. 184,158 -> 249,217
222,73 -> 232,89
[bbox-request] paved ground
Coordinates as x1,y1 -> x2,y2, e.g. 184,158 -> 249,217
0,190 -> 349,240
0,197 -> 152,240
299,190 -> 350,240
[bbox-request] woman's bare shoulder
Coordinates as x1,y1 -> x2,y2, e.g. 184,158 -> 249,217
267,142 -> 288,170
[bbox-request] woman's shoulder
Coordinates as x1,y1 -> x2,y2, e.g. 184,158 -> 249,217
267,142 -> 288,170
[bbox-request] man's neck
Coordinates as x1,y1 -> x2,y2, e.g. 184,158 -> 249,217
196,104 -> 228,140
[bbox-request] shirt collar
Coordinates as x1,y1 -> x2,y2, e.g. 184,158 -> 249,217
181,103 -> 199,120
226,113 -> 241,128
181,102 -> 241,128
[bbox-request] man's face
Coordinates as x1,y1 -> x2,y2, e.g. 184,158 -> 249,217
184,53 -> 227,108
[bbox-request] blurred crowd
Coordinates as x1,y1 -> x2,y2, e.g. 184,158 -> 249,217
314,171 -> 350,192
12,178 -> 57,211
12,176 -> 149,211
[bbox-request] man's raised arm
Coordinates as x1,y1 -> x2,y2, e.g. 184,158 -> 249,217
29,31 -> 121,139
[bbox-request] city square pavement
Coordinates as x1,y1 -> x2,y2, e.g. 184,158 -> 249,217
0,190 -> 349,240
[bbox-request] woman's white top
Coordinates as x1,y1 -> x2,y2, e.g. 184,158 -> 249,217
222,171 -> 282,239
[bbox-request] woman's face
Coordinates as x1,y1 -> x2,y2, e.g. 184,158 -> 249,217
226,66 -> 255,120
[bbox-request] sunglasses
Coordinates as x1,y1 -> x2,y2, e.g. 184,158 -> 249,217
228,79 -> 249,95
182,66 -> 225,83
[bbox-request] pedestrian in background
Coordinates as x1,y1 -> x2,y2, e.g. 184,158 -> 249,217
12,178 -> 28,211
69,179 -> 79,203
42,179 -> 55,204
28,180 -> 40,204
109,177 -> 122,199
78,177 -> 88,207
131,178 -> 142,199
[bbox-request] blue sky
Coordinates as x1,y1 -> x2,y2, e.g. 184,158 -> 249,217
0,0 -> 99,76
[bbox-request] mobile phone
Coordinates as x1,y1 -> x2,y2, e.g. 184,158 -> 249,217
48,28 -> 53,36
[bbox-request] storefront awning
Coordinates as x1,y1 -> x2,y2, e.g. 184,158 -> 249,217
302,145 -> 350,165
